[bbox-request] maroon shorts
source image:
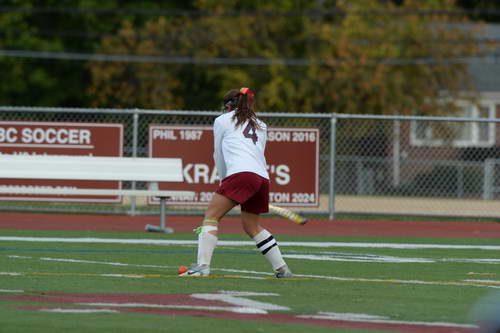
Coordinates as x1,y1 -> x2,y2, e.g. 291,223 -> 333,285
216,172 -> 269,214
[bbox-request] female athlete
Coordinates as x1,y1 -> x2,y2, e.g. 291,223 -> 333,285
181,87 -> 292,278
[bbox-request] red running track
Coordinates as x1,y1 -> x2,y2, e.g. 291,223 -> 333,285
1,212 -> 499,238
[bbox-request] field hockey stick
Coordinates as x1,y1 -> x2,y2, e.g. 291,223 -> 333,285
268,204 -> 308,225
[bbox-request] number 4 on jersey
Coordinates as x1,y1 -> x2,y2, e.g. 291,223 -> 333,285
243,123 -> 258,144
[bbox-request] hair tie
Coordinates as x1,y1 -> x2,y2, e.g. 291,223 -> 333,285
239,87 -> 254,97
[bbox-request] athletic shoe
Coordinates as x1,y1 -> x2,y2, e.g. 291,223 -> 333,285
275,265 -> 293,278
179,264 -> 210,277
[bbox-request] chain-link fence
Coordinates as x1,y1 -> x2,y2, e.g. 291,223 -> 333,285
333,113 -> 500,218
1,106 -> 500,219
0,107 -> 332,217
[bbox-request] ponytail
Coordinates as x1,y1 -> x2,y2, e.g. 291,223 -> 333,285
226,87 -> 260,130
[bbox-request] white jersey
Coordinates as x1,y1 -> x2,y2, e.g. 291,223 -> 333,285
213,110 -> 269,181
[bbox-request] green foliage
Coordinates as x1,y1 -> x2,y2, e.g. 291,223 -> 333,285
88,0 -> 484,114
458,0 -> 500,23
0,0 -> 195,106
0,0 -> 491,113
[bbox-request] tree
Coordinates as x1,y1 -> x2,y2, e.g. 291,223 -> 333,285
0,0 -> 195,106
0,0 -> 60,106
87,0 -> 484,114
457,0 -> 500,23
312,0 -> 484,115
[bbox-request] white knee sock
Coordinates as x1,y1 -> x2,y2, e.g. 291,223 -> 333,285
197,225 -> 218,266
253,229 -> 286,271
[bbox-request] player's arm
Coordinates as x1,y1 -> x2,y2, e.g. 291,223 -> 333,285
213,117 -> 227,180
260,121 -> 268,152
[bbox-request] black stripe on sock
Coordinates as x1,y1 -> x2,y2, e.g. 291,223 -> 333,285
256,235 -> 274,249
261,242 -> 277,255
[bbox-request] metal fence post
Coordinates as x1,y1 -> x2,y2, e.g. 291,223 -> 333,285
130,111 -> 139,216
483,158 -> 494,200
328,116 -> 337,220
457,164 -> 464,198
356,159 -> 364,195
392,120 -> 401,187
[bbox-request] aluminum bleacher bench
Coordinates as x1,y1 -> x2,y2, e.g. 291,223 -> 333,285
0,154 -> 195,233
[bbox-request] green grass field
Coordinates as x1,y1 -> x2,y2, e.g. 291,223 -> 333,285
1,228 -> 499,332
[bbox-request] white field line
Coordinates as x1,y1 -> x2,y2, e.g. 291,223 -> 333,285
18,253 -> 464,265
464,279 -> 500,284
283,254 -> 434,263
79,303 -> 267,314
8,255 -> 175,270
39,257 -> 168,269
223,275 -> 267,280
1,236 -> 499,250
296,312 -> 478,329
100,274 -> 144,279
36,307 -> 477,329
40,257 -> 129,266
289,273 -> 500,289
0,289 -> 24,293
4,256 -> 500,289
40,308 -> 119,313
0,272 -> 24,276
443,258 -> 500,264
9,253 -> 500,266
191,291 -> 290,311
283,254 -> 500,264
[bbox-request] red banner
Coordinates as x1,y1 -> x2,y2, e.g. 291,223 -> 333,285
149,125 -> 319,207
0,121 -> 123,203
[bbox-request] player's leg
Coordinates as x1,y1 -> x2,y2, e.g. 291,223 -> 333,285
241,211 -> 292,278
197,193 -> 237,264
240,210 -> 262,237
188,174 -> 250,276
241,178 -> 292,278
204,192 -> 238,235
183,193 -> 236,276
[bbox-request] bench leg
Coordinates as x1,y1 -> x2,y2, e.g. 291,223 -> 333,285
145,196 -> 174,233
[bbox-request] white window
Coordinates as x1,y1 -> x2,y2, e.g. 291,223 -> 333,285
410,102 -> 496,147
